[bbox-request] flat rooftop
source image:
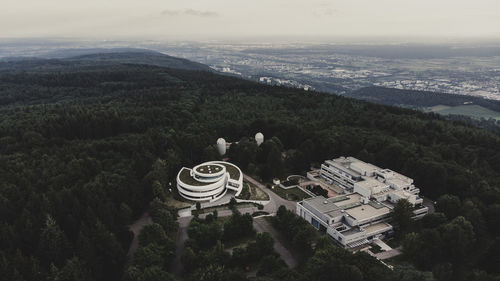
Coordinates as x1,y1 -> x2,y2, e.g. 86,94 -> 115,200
386,178 -> 411,189
324,159 -> 361,178
217,162 -> 241,180
303,196 -> 341,214
376,169 -> 413,184
303,193 -> 392,222
350,161 -> 379,174
341,226 -> 363,236
340,222 -> 392,239
178,168 -> 206,186
334,193 -> 362,207
345,203 -> 390,222
363,222 -> 392,234
355,178 -> 388,191
195,164 -> 223,174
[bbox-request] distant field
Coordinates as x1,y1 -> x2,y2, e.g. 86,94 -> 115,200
424,104 -> 500,120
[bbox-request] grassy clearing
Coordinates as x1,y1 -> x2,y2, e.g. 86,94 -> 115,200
164,196 -> 193,209
270,185 -> 311,201
236,181 -> 270,201
425,104 -> 500,120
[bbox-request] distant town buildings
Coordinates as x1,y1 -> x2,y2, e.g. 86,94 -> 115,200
176,161 -> 243,202
298,156 -> 428,248
165,43 -> 500,101
258,76 -> 314,92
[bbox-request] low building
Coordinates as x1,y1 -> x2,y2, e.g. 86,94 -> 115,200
176,161 -> 243,202
320,157 -> 422,206
298,156 -> 428,248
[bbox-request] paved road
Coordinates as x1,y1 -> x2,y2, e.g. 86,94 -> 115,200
243,174 -> 296,213
169,216 -> 192,275
131,174 -> 300,277
126,212 -> 152,263
177,174 -> 297,218
169,205 -> 264,276
253,217 -> 298,268
422,197 -> 436,214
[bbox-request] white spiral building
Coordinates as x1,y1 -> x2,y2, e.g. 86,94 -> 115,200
176,161 -> 243,202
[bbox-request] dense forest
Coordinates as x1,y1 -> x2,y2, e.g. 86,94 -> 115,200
0,54 -> 499,281
0,50 -> 211,73
349,86 -> 500,132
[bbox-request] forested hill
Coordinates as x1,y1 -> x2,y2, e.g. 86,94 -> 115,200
0,58 -> 499,281
0,50 -> 211,72
349,86 -> 500,112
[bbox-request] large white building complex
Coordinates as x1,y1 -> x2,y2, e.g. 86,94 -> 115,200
297,156 -> 428,248
176,161 -> 243,202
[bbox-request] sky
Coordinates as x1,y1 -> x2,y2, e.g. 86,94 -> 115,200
1,0 -> 500,40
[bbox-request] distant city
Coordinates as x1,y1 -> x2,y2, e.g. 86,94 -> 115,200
160,42 -> 500,101
1,39 -> 500,100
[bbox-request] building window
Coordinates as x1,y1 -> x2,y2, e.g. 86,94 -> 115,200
311,218 -> 320,229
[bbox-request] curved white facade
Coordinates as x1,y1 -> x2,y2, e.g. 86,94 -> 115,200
176,161 -> 243,202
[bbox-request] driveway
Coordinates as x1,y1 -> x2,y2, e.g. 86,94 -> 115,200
243,174 -> 296,213
422,196 -> 436,214
126,212 -> 152,263
253,217 -> 298,268
167,174 -> 300,276
169,216 -> 192,275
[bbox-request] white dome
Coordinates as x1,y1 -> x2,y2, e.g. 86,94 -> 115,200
216,138 -> 226,155
255,132 -> 264,146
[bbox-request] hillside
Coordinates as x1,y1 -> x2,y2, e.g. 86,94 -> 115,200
0,57 -> 499,281
0,49 -> 211,73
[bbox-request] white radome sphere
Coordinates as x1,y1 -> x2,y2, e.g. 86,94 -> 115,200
255,132 -> 264,146
216,138 -> 226,155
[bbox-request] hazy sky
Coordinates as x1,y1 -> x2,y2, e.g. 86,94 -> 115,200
1,0 -> 499,39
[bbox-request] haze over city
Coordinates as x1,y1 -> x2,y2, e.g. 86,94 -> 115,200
2,0 -> 500,40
